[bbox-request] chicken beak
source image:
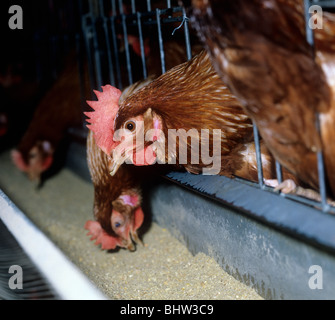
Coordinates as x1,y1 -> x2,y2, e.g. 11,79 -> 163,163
109,145 -> 133,176
27,170 -> 42,187
109,158 -> 122,176
124,231 -> 142,251
108,148 -> 128,176
131,230 -> 143,246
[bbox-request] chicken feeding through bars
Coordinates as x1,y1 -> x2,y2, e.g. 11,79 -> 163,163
79,0 -> 335,223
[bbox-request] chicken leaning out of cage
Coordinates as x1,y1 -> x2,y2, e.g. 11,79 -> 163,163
86,49 -> 301,196
180,0 -> 335,204
84,80 -> 156,252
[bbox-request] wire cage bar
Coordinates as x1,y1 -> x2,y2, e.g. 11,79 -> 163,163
303,0 -> 331,212
80,1 -> 189,89
79,0 -> 335,217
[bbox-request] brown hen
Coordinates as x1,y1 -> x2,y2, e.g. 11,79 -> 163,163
11,52 -> 83,184
90,50 -> 297,184
84,78 -> 153,251
182,0 -> 335,197
85,129 -> 144,251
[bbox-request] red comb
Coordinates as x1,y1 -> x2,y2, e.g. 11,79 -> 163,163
84,85 -> 122,155
85,220 -> 123,250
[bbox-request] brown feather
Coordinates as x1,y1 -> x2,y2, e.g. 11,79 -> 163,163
86,129 -> 141,235
115,50 -> 254,177
114,50 -> 298,183
183,0 -> 335,196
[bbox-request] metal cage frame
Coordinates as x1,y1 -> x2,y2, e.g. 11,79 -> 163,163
78,0 -> 335,254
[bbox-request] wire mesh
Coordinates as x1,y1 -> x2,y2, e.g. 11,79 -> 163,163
79,0 -> 335,215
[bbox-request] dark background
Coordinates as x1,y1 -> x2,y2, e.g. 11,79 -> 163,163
0,0 -> 80,150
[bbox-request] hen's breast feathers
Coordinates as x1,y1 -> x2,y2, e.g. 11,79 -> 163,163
86,129 -> 140,196
87,129 -> 142,236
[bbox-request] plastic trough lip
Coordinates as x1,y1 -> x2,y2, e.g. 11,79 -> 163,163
0,189 -> 107,300
163,171 -> 335,256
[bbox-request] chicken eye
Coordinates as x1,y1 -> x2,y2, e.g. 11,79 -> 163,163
125,120 -> 136,132
114,221 -> 123,228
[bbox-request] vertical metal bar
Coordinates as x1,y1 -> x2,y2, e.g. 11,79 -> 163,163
167,0 -> 171,8
98,0 -> 104,15
131,0 -> 136,14
110,15 -> 123,89
156,8 -> 166,74
183,8 -> 192,61
77,0 -> 89,126
253,123 -> 264,189
118,1 -> 124,16
99,0 -> 116,86
82,17 -> 96,96
275,161 -> 283,185
137,12 -> 148,79
304,0 -> 328,211
75,32 -> 88,128
119,0 -> 133,85
111,0 -> 116,15
88,0 -> 103,88
111,0 -> 122,88
147,0 -> 151,11
315,116 -> 329,211
304,0 -> 315,46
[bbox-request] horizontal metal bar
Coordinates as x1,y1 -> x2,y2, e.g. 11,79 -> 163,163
234,176 -> 335,214
93,13 -> 184,36
310,0 -> 335,8
105,6 -> 183,22
164,171 -> 335,253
